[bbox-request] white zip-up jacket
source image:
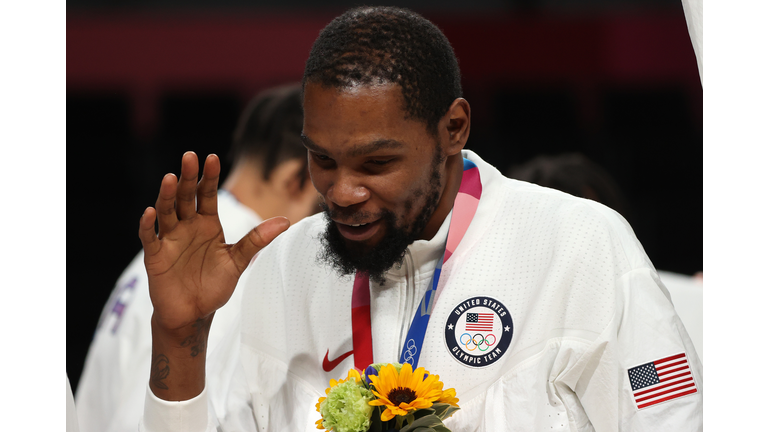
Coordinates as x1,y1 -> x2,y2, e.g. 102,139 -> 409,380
141,150 -> 703,432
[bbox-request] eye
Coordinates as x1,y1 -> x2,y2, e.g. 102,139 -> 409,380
367,158 -> 393,166
311,152 -> 333,163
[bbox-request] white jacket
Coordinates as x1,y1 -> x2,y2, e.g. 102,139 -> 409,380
76,191 -> 262,432
141,150 -> 703,432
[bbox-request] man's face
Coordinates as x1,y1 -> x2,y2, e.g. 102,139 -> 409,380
302,82 -> 448,283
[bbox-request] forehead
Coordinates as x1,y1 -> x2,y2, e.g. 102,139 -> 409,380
302,82 -> 433,154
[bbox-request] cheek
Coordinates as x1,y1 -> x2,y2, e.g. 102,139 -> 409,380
308,164 -> 329,195
388,179 -> 429,220
371,174 -> 412,203
409,167 -> 442,210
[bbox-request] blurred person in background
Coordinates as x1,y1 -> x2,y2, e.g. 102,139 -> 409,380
137,7 -> 702,431
75,83 -> 320,432
507,153 -> 632,221
507,152 -> 703,362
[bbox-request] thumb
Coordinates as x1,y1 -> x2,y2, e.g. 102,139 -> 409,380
230,217 -> 290,272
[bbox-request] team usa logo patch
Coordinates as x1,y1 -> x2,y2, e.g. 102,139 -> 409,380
444,296 -> 513,368
628,352 -> 698,409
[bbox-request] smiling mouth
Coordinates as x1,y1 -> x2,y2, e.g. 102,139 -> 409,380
334,219 -> 382,242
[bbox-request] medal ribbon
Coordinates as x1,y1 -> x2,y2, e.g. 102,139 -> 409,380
350,158 -> 482,370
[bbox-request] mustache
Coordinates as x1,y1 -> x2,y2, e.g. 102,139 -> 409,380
320,202 -> 387,224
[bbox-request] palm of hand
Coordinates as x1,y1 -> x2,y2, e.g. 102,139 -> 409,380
139,152 -> 289,332
146,214 -> 240,330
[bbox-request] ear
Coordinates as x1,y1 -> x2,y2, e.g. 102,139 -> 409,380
442,98 -> 471,156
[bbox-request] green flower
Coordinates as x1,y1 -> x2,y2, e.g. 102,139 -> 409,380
318,378 -> 375,432
370,362 -> 403,373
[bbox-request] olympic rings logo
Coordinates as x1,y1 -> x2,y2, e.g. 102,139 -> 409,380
459,333 -> 496,352
402,339 -> 418,363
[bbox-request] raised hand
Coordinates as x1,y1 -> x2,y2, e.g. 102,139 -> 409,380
139,152 -> 289,399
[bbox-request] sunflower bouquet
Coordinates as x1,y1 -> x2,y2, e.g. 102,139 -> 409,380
316,362 -> 460,432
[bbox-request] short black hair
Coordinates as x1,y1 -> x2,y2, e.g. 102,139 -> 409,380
227,83 -> 307,183
303,6 -> 462,135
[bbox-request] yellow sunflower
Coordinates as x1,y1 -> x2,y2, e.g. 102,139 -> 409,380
427,373 -> 460,407
315,369 -> 364,430
437,387 -> 460,407
367,363 -> 444,421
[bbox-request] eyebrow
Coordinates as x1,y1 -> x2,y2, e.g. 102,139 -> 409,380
301,133 -> 405,157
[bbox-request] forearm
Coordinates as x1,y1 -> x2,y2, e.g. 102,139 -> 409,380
149,314 -> 213,401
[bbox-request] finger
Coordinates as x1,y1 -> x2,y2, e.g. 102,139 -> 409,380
138,207 -> 162,257
229,217 -> 290,272
155,173 -> 179,237
197,154 -> 220,216
176,151 -> 199,220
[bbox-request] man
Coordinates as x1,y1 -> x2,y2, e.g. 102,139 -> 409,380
76,84 -> 319,432
139,7 -> 702,431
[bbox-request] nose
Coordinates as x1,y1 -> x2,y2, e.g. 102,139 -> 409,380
325,171 -> 370,208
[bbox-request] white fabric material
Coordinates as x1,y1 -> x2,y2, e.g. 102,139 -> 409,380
657,270 -> 703,362
76,191 -> 262,432
141,151 -> 703,432
140,385 -> 216,432
67,374 -> 80,432
682,0 -> 703,83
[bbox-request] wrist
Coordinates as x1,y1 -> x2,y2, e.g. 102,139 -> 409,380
149,314 -> 213,401
151,313 -> 214,351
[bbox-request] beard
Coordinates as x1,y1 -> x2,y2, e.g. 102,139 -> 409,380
317,148 -> 445,285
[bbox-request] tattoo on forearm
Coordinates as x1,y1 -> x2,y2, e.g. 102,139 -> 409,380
151,354 -> 170,390
180,318 -> 208,358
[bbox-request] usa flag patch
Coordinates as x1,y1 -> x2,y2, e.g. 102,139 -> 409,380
628,353 -> 698,409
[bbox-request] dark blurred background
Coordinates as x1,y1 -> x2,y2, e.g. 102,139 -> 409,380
67,0 -> 701,393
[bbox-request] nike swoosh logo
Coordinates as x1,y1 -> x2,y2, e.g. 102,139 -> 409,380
322,349 -> 354,372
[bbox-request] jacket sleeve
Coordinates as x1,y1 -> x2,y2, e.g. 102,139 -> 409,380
67,374 -> 80,432
140,385 -> 217,432
557,267 -> 703,432
76,252 -> 152,432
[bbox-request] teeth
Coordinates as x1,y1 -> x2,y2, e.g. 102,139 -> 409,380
349,223 -> 368,227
